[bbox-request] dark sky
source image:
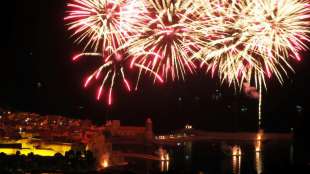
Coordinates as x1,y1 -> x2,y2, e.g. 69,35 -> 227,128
1,0 -> 310,132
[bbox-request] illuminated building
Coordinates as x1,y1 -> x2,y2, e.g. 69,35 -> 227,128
105,118 -> 154,141
0,138 -> 72,156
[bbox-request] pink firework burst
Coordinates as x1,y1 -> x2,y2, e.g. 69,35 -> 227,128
65,0 -> 147,105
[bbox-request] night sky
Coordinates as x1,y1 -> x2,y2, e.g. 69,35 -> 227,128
2,0 -> 310,132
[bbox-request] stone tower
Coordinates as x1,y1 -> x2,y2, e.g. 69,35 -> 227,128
145,118 -> 153,141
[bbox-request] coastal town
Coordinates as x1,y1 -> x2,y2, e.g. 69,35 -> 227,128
0,108 -> 170,172
0,107 -> 296,173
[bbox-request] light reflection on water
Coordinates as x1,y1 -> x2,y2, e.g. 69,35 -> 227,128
255,135 -> 263,174
154,139 -> 292,174
232,155 -> 241,174
125,138 -> 292,174
255,151 -> 263,174
160,160 -> 169,172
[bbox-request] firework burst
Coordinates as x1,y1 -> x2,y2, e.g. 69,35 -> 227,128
197,0 -> 310,88
65,0 -> 149,105
65,0 -> 310,109
196,0 -> 310,128
65,0 -> 146,52
125,0 -> 204,83
72,49 -> 163,105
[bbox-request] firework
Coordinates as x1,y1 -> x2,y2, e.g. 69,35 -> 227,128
65,0 -> 147,52
125,0 -> 204,83
65,0 -> 149,105
197,0 -> 310,88
73,50 -> 163,105
196,0 -> 310,128
65,0 -> 310,108
72,52 -> 127,105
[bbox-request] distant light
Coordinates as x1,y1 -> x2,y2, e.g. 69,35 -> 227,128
101,160 -> 109,168
185,124 -> 192,129
165,154 -> 170,161
255,144 -> 261,152
241,106 -> 248,112
178,97 -> 182,101
257,135 -> 262,141
158,136 -> 166,140
25,118 -> 30,122
257,131 -> 263,141
232,146 -> 242,156
296,105 -> 303,112
37,82 -> 43,88
213,89 -> 222,101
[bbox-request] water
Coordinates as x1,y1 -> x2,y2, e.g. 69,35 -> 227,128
127,140 -> 294,174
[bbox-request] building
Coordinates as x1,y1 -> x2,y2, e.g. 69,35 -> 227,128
105,118 -> 154,141
0,137 -> 72,156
